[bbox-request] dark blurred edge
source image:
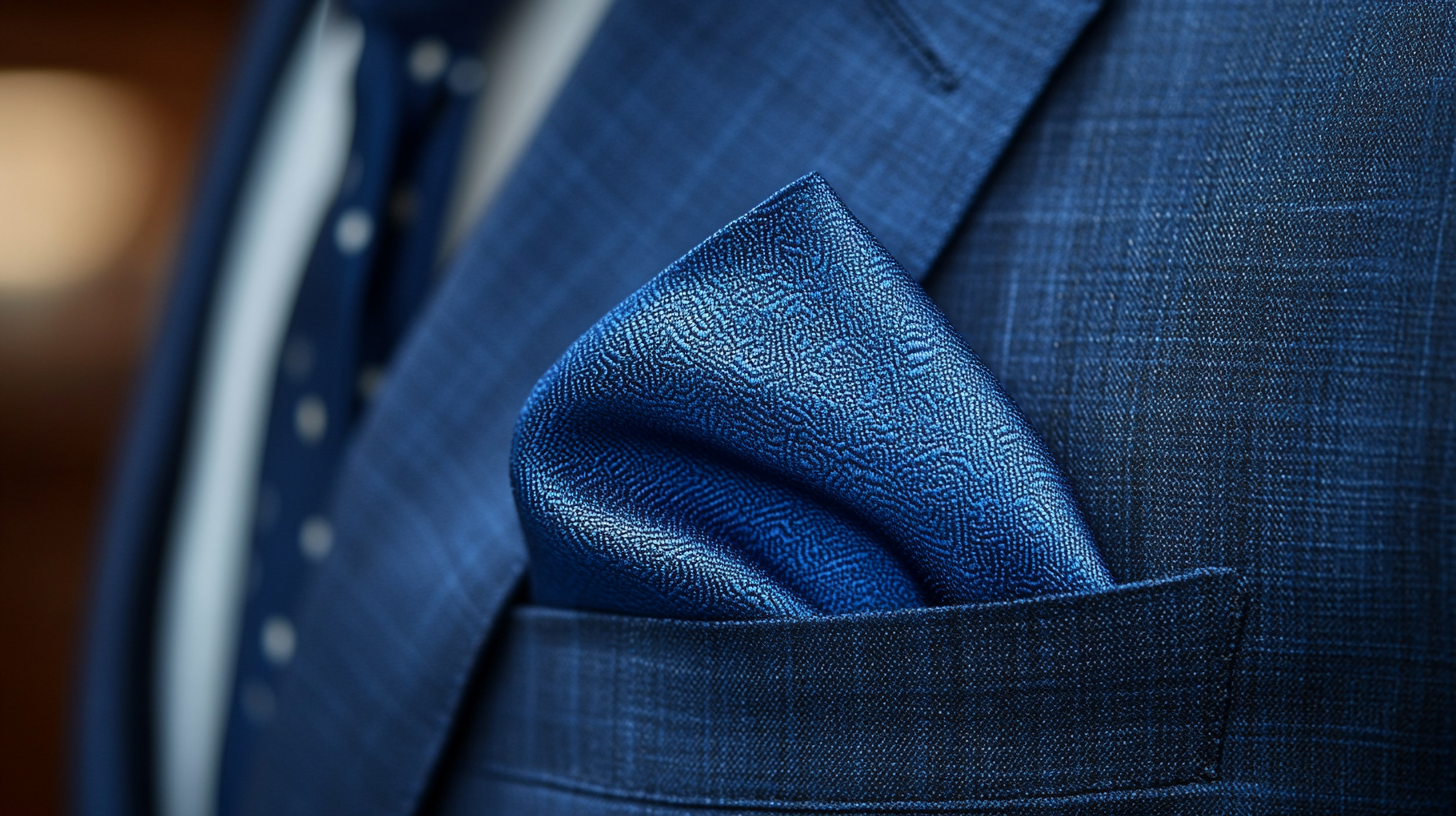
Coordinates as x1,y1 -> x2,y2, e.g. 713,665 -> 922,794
0,2 -> 247,814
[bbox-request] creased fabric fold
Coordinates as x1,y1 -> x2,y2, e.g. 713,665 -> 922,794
512,174 -> 1112,619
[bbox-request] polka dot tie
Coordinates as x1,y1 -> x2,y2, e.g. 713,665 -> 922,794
215,2 -> 495,810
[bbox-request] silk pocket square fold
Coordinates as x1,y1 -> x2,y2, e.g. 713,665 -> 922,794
512,174 -> 1112,619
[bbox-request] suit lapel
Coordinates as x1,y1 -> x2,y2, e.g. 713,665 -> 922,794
243,0 -> 1104,813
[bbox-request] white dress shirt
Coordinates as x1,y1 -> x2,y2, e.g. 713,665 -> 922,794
152,2 -> 614,814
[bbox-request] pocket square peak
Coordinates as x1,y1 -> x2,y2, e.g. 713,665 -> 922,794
512,173 -> 1113,619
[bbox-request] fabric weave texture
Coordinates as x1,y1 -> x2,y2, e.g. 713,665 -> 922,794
448,568 -> 1245,811
512,175 -> 1112,619
73,0 -> 1456,813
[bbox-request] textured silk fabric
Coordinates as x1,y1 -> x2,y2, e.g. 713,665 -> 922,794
513,175 -> 1112,619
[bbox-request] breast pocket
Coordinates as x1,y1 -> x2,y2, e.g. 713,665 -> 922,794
433,567 -> 1247,815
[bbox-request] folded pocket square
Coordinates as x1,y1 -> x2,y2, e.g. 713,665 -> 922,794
512,174 -> 1112,619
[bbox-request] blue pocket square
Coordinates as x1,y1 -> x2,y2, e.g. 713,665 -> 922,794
512,174 -> 1112,619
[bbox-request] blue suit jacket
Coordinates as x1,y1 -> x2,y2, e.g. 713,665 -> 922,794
77,1 -> 1455,814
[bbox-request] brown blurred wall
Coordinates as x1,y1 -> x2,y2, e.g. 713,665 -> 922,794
0,2 -> 246,813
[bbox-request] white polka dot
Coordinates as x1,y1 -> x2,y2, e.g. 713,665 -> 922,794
334,208 -> 374,255
299,515 -> 334,562
261,615 -> 296,666
240,679 -> 275,724
294,395 -> 327,444
448,57 -> 486,95
409,38 -> 449,84
357,365 -> 387,402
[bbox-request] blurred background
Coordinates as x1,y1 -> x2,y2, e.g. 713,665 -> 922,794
0,1 -> 245,812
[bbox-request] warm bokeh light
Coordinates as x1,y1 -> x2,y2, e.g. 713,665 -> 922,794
0,70 -> 158,295
0,6 -> 243,814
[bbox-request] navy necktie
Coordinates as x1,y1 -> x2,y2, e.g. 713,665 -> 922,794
217,1 -> 495,809
513,175 -> 1114,619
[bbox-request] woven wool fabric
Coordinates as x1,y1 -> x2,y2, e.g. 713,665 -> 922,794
922,1 -> 1456,811
155,3 -> 1104,812
511,175 -> 1112,619
446,569 -> 1246,811
75,0 -> 1455,814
